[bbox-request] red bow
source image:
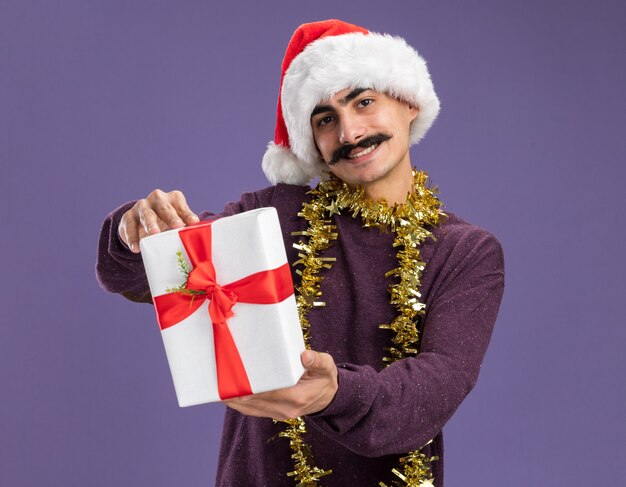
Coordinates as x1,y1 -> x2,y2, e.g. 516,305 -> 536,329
152,221 -> 294,400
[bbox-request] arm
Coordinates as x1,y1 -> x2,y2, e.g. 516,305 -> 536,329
309,231 -> 505,456
227,231 -> 504,458
95,200 -> 151,301
95,188 -> 273,300
95,189 -> 200,301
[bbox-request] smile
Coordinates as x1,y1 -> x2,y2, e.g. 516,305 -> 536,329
347,143 -> 378,159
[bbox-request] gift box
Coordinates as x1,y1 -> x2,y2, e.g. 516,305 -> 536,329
140,207 -> 305,407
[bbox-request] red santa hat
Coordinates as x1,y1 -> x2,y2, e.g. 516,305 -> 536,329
262,19 -> 441,186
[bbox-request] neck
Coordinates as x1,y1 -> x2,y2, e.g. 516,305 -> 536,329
361,161 -> 415,204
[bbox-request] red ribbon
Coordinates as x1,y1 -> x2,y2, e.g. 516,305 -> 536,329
152,221 -> 294,400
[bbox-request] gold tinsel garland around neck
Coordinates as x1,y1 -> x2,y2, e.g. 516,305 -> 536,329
279,169 -> 445,487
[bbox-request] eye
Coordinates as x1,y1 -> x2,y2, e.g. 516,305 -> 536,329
317,115 -> 334,127
357,98 -> 374,108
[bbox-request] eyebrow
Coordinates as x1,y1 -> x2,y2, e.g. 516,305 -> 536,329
310,87 -> 370,118
341,87 -> 368,104
311,104 -> 333,118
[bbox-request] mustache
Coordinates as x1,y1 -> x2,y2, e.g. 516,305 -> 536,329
328,133 -> 392,165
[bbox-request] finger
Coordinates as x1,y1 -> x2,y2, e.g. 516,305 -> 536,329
143,189 -> 183,229
226,389 -> 292,407
169,190 -> 200,225
224,399 -> 271,418
225,400 -> 291,421
137,203 -> 161,236
224,395 -> 254,405
119,210 -> 140,253
152,202 -> 187,229
123,222 -> 141,253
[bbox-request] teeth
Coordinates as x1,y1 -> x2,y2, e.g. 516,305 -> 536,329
347,143 -> 378,159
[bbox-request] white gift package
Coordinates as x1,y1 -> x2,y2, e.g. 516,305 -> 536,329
140,207 -> 305,406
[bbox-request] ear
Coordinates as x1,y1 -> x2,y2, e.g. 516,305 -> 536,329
408,103 -> 419,122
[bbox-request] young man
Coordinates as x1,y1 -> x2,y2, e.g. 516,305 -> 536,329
97,19 -> 504,486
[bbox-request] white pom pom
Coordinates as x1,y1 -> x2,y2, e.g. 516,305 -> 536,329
262,142 -> 325,185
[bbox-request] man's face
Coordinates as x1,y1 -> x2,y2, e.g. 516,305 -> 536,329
310,88 -> 418,190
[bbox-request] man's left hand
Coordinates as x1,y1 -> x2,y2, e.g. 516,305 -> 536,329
224,350 -> 338,420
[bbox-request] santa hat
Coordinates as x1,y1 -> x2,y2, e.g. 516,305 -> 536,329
262,19 -> 441,186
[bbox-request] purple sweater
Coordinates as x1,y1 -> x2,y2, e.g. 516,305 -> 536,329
96,184 -> 505,486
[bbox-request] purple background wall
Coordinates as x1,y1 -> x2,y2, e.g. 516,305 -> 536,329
2,1 -> 624,485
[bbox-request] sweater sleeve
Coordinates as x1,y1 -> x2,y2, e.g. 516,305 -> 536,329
95,201 -> 151,302
94,188 -> 276,302
306,230 -> 505,457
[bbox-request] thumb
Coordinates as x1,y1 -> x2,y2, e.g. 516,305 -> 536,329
301,350 -> 317,368
301,350 -> 333,375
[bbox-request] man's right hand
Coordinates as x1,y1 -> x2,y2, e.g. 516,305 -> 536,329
119,189 -> 200,253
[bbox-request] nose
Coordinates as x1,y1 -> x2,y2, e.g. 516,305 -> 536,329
338,113 -> 365,145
